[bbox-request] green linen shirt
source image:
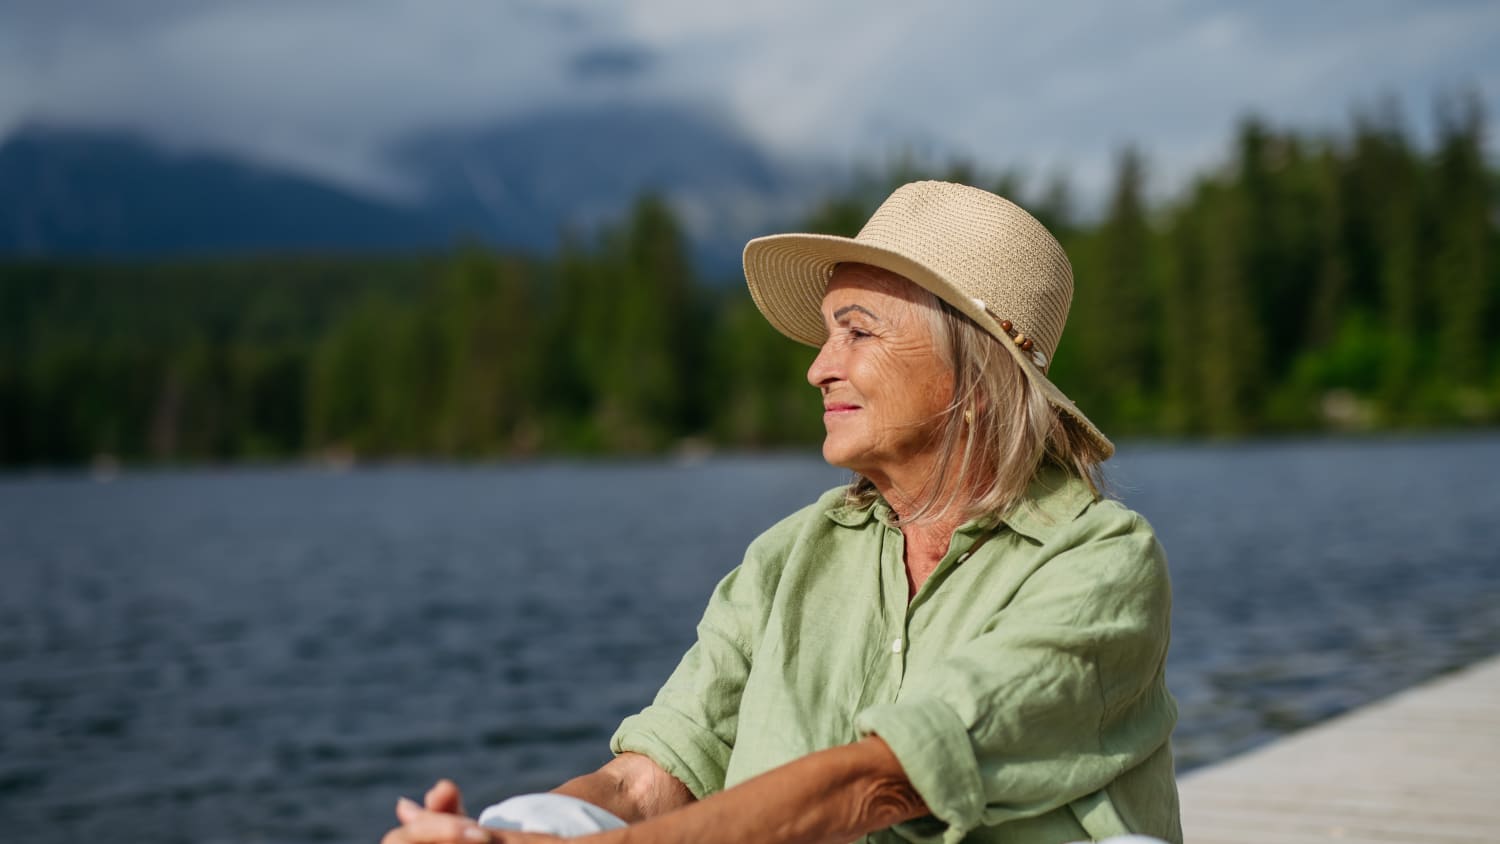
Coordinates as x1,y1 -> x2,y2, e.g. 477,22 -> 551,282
610,467 -> 1181,843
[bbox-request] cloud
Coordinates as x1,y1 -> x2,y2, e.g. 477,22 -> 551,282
613,0 -> 1500,202
1,0 -> 1495,204
0,0 -> 621,195
568,44 -> 656,81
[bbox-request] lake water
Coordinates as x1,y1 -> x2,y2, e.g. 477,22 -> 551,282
2,436 -> 1498,843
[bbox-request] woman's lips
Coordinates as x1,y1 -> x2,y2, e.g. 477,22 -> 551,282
823,403 -> 860,415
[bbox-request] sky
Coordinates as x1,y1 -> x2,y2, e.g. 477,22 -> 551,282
3,0 -> 1498,206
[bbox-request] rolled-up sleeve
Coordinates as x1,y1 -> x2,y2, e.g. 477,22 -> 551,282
609,540 -> 778,799
856,510 -> 1175,843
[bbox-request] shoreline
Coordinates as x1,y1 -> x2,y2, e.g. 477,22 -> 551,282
3,426 -> 1500,480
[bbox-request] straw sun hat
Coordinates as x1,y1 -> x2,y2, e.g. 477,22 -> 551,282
742,179 -> 1113,458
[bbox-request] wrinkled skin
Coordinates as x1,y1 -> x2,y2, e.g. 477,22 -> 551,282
808,263 -> 955,507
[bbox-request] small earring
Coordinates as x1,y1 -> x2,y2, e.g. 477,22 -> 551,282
962,407 -> 974,425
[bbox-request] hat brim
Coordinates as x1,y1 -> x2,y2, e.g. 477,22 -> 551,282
743,232 -> 1115,458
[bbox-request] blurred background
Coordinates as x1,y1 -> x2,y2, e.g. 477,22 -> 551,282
1,2 -> 1498,842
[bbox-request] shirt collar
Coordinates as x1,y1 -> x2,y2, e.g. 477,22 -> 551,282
823,463 -> 1097,541
824,495 -> 883,528
1001,464 -> 1098,542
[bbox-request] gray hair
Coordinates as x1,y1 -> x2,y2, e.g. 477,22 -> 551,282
843,287 -> 1108,525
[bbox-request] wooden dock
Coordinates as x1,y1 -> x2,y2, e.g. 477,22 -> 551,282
1179,654 -> 1500,843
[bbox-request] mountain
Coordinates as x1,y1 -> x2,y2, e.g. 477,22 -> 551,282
0,107 -> 818,271
397,103 -> 804,260
0,124 -> 441,257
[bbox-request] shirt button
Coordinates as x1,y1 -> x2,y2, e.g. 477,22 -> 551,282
891,637 -> 904,654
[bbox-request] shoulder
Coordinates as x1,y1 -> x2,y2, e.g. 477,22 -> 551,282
743,485 -> 856,558
1003,469 -> 1168,596
1006,466 -> 1158,548
736,485 -> 859,584
1065,498 -> 1168,587
1048,503 -> 1170,631
702,485 -> 858,628
1071,497 -> 1160,549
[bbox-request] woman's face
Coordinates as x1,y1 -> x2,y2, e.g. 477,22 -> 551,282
807,264 -> 955,486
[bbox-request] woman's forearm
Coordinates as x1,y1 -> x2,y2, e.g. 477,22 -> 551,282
551,752 -> 695,823
605,737 -> 927,844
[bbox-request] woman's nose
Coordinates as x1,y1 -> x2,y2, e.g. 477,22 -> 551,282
807,338 -> 841,388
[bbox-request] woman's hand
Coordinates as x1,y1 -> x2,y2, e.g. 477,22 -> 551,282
381,780 -> 564,844
381,796 -> 566,844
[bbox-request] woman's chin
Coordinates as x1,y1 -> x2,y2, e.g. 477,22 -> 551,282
820,440 -> 868,473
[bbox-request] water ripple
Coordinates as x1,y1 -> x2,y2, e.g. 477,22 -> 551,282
1,440 -> 1498,842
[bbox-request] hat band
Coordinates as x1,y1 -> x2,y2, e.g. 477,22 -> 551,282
972,301 -> 1049,369
996,318 -> 1048,369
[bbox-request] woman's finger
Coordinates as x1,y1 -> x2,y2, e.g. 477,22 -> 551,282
425,778 -> 466,815
399,805 -> 491,843
485,834 -> 564,844
396,797 -> 425,824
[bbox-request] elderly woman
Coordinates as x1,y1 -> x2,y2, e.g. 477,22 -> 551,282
385,181 -> 1180,844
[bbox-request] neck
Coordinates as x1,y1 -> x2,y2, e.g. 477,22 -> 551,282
896,514 -> 963,598
864,460 -> 970,599
864,446 -> 972,526
863,456 -> 937,521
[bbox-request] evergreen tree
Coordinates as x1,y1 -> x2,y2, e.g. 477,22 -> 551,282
1430,91 -> 1490,396
1087,147 -> 1154,427
3,92 -> 1499,467
1195,180 -> 1265,434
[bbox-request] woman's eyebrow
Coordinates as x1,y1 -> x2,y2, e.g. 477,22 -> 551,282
832,304 -> 879,321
